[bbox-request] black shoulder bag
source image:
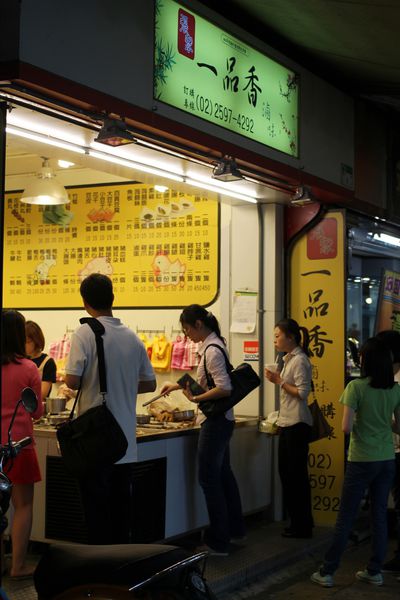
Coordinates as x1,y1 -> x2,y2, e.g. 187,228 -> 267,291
56,317 -> 128,480
308,381 -> 332,443
198,343 -> 260,418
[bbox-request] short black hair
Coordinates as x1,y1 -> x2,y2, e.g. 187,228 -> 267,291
80,274 -> 114,310
376,330 -> 400,363
360,337 -> 394,389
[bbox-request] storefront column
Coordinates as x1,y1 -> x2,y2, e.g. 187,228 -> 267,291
262,202 -> 284,520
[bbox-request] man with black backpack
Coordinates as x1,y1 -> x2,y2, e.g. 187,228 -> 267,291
65,273 -> 156,543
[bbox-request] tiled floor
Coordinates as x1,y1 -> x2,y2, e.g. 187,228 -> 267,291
1,515 -> 335,599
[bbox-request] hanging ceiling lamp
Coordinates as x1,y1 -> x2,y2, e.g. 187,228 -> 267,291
94,118 -> 136,147
20,158 -> 69,205
212,157 -> 243,182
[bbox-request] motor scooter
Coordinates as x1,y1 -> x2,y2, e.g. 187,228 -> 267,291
34,542 -> 215,599
0,386 -> 39,600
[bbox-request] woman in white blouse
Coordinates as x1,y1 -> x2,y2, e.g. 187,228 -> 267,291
162,304 -> 245,556
265,318 -> 313,538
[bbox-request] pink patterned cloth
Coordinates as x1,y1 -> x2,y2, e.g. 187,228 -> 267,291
171,336 -> 191,370
181,338 -> 200,370
49,334 -> 71,360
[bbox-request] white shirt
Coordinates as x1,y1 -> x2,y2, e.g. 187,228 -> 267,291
277,346 -> 313,427
66,316 -> 155,463
197,332 -> 234,421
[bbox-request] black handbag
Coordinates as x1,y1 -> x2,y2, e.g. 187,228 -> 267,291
56,318 -> 128,480
308,397 -> 332,443
198,344 -> 260,418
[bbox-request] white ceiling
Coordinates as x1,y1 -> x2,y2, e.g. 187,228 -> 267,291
5,103 -> 289,205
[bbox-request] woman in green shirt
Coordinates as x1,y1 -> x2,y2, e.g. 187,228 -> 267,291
311,337 -> 400,588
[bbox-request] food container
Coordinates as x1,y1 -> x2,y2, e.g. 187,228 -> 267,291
173,409 -> 195,422
46,414 -> 68,426
264,363 -> 278,373
46,397 -> 67,414
137,414 -> 151,425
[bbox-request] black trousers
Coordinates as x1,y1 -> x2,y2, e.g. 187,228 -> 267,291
78,462 -> 135,544
278,422 -> 313,532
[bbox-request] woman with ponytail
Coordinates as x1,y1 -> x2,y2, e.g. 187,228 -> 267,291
265,317 -> 313,538
161,304 -> 245,556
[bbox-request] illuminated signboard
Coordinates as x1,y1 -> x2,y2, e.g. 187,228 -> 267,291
3,183 -> 219,309
154,0 -> 299,156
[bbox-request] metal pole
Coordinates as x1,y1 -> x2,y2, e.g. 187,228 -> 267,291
0,101 -> 7,443
0,101 -> 8,590
257,202 -> 264,417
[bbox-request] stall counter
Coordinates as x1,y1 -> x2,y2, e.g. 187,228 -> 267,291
31,417 -> 271,543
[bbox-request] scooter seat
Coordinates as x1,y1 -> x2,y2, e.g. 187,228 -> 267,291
34,542 -> 196,598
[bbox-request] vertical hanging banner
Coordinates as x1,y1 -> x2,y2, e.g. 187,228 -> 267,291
290,211 -> 345,526
375,269 -> 400,333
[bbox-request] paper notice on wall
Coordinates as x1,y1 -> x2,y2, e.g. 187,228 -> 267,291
230,291 -> 257,333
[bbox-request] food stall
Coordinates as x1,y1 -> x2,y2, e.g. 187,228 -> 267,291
31,416 -> 268,544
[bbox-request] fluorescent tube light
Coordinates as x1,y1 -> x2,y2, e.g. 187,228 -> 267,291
185,178 -> 257,203
6,122 -> 258,203
88,150 -> 185,183
6,125 -> 86,154
373,233 -> 400,246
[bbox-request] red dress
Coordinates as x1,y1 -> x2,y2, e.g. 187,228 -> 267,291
1,358 -> 43,484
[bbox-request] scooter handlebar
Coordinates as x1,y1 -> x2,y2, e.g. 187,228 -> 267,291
11,437 -> 32,454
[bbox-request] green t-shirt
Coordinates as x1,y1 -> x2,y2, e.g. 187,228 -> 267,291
340,377 -> 400,462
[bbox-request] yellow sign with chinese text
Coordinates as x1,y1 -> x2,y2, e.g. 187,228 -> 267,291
375,269 -> 400,333
290,211 -> 345,526
3,183 -> 219,309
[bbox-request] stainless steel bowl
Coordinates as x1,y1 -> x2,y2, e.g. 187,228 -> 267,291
137,414 -> 151,425
173,409 -> 195,422
46,397 -> 67,414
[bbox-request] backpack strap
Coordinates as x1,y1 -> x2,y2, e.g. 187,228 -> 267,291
67,318 -> 107,420
203,343 -> 233,389
80,317 -> 107,396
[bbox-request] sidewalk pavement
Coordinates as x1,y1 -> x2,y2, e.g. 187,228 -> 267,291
2,514 -> 389,599
202,516 -> 333,596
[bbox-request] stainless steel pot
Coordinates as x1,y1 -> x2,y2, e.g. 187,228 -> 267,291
46,397 -> 67,414
137,414 -> 151,425
173,409 -> 195,422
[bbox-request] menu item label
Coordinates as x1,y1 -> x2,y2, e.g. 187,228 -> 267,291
3,183 -> 220,309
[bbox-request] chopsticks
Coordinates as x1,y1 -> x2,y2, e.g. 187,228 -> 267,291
142,392 -> 167,407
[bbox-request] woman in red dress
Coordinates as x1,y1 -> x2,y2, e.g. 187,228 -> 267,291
1,310 -> 43,578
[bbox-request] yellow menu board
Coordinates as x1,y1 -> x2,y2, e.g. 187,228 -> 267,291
290,211 -> 345,526
3,183 -> 220,309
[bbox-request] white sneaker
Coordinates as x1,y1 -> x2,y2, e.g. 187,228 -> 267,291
356,570 -> 383,586
310,571 -> 334,587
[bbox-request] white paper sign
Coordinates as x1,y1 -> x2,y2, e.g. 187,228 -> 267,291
230,292 -> 257,333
